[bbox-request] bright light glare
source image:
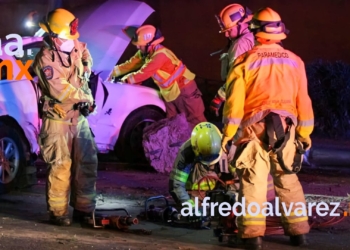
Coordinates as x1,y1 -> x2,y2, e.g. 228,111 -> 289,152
25,21 -> 35,27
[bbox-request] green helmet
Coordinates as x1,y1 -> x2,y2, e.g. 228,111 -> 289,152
191,122 -> 223,165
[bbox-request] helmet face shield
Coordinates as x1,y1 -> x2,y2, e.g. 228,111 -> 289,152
198,153 -> 221,165
190,122 -> 223,166
124,25 -> 164,47
217,4 -> 253,33
70,18 -> 79,36
249,7 -> 288,40
39,8 -> 79,40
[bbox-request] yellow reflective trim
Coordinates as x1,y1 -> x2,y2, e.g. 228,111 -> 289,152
187,199 -> 195,207
113,66 -> 121,76
242,218 -> 265,222
285,216 -> 308,223
182,68 -> 195,80
174,170 -> 189,183
191,180 -> 216,190
46,117 -> 84,125
157,70 -> 170,79
283,211 -> 307,217
154,48 -> 179,66
57,84 -> 74,101
229,165 -> 236,174
242,221 -> 266,226
243,214 -> 265,219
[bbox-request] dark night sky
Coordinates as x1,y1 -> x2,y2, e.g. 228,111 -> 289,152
1,0 -> 349,81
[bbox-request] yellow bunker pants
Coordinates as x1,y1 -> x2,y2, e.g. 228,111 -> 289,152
39,116 -> 98,217
234,117 -> 309,238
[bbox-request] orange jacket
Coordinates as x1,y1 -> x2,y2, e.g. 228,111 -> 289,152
222,43 -> 314,139
111,44 -> 195,102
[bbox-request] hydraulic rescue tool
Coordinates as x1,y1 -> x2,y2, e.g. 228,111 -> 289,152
82,208 -> 152,234
141,195 -> 210,229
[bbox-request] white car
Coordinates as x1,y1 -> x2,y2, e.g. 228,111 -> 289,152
0,0 -> 166,193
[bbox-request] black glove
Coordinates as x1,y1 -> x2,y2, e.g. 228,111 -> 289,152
74,102 -> 90,117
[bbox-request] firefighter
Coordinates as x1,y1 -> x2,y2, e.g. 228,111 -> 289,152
211,4 -> 276,203
221,7 -> 313,249
108,25 -> 207,129
33,8 -> 98,226
168,122 -> 237,223
209,3 -> 254,117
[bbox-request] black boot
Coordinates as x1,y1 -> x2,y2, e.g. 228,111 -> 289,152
290,234 -> 308,246
244,237 -> 263,250
49,215 -> 71,226
72,209 -> 91,223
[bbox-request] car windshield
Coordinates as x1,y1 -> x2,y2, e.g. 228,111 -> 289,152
14,41 -> 42,67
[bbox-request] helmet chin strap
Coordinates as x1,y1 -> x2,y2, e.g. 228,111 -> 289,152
141,45 -> 151,59
41,13 -> 71,68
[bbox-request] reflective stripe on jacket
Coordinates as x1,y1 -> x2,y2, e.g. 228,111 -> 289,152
169,140 -> 218,205
113,45 -> 195,102
33,40 -> 94,122
222,43 -> 314,139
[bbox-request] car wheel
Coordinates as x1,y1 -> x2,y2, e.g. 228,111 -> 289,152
116,106 -> 165,163
0,125 -> 26,194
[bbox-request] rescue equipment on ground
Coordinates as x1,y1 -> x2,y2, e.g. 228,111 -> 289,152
83,208 -> 151,235
140,195 -> 210,230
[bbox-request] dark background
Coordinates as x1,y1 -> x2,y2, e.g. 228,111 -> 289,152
1,0 -> 350,81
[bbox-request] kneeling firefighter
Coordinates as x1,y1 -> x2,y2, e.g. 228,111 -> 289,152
168,122 -> 275,227
168,122 -> 240,225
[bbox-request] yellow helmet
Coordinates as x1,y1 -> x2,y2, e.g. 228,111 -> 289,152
191,122 -> 223,166
39,8 -> 79,40
249,7 -> 288,40
123,25 -> 164,47
216,4 -> 253,33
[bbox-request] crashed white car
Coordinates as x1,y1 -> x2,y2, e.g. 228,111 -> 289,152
0,0 -> 166,192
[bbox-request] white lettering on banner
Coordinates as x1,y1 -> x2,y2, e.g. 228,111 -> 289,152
143,33 -> 152,41
248,202 -> 260,216
194,197 -> 201,216
329,202 -> 341,216
261,202 -> 274,216
210,201 -> 218,217
308,202 -> 316,216
316,202 -> 329,217
275,198 -> 281,216
180,204 -> 192,216
0,34 -> 24,56
232,199 -> 245,216
219,202 -> 231,216
282,201 -> 294,216
294,202 -> 307,216
180,197 -> 344,217
0,33 -> 33,81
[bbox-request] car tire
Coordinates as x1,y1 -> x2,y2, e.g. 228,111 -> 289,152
0,125 -> 26,194
116,106 -> 165,163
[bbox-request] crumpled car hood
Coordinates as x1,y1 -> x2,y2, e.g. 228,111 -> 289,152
72,0 -> 154,80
